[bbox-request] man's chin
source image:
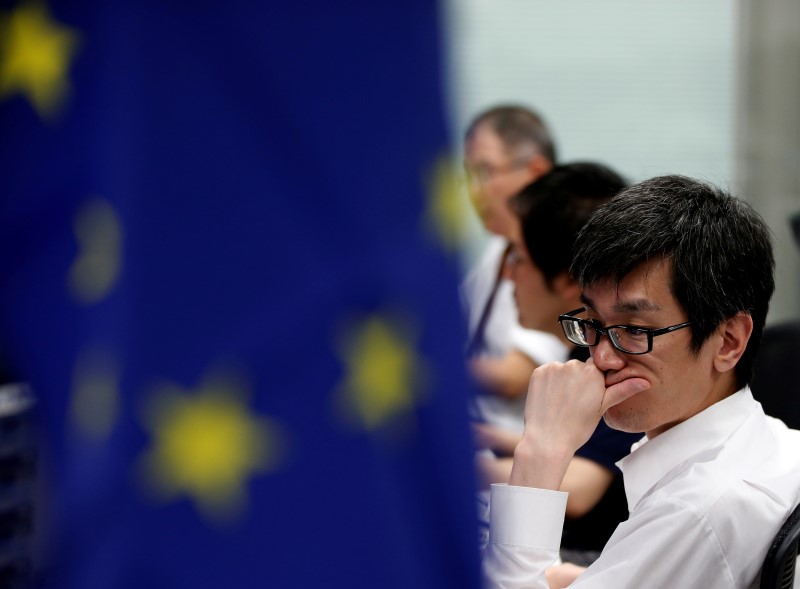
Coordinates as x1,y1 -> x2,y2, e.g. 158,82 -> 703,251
603,406 -> 648,434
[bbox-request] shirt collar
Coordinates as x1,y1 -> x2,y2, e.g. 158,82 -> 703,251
618,387 -> 759,512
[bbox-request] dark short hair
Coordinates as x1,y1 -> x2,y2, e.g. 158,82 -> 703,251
510,162 -> 627,285
571,175 -> 775,388
465,105 -> 557,164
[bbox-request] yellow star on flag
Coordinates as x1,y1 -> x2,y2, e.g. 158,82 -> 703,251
333,313 -> 429,433
0,1 -> 80,119
423,154 -> 469,252
138,373 -> 285,524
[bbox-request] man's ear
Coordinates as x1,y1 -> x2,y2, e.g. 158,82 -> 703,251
713,313 -> 754,374
525,154 -> 553,183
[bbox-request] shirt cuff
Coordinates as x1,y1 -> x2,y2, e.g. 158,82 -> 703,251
489,483 -> 567,549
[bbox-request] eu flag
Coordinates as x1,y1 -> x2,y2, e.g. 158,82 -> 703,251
0,1 -> 481,587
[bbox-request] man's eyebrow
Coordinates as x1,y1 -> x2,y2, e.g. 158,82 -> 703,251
579,294 -> 662,313
613,299 -> 662,313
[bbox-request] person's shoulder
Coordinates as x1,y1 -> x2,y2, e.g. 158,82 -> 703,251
642,428 -> 800,519
474,235 -> 508,267
461,235 -> 506,285
511,327 -> 570,364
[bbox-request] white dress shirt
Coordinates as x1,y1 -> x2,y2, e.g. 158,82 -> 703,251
461,235 -> 568,432
484,388 -> 800,589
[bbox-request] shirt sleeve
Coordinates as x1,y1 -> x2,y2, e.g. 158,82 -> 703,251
484,488 -> 740,589
482,484 -> 567,589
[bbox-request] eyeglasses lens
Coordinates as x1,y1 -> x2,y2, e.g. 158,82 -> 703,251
609,328 -> 648,354
562,319 -> 592,346
561,319 -> 650,354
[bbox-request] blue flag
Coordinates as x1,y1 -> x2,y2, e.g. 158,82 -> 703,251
0,1 -> 481,587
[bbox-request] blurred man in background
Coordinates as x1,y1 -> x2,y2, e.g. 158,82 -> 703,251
462,105 -> 562,435
473,163 -> 638,564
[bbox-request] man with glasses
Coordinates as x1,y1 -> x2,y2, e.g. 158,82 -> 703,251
462,105 -> 562,434
483,176 -> 800,588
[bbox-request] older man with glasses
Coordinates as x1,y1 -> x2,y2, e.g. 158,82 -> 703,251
461,105 -> 564,436
483,176 -> 800,589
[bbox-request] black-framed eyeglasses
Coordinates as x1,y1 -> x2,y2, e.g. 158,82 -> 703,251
557,307 -> 692,355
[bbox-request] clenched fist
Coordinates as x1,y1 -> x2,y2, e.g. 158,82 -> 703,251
509,358 -> 649,490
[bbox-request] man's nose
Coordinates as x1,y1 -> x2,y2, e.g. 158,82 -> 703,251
590,334 -> 626,372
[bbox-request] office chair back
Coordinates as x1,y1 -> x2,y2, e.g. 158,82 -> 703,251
750,321 -> 800,430
761,501 -> 800,589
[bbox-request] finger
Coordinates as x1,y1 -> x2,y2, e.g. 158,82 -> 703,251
601,377 -> 650,413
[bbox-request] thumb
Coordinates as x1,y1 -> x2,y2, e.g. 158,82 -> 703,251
601,378 -> 650,413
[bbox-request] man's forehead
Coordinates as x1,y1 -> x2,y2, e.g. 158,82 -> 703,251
580,259 -> 675,313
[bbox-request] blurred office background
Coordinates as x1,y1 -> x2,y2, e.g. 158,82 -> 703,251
444,0 -> 800,324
